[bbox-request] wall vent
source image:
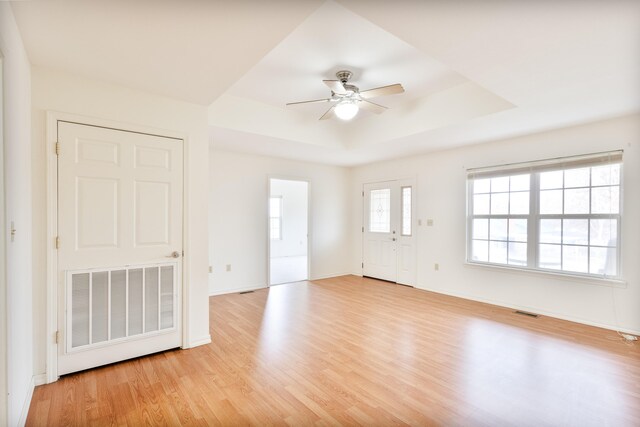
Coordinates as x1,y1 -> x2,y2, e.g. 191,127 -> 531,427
514,310 -> 539,318
239,290 -> 255,295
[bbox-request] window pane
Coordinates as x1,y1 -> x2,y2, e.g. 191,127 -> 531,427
564,188 -> 589,214
490,193 -> 509,215
540,219 -> 561,244
591,186 -> 619,214
369,189 -> 391,233
508,219 -> 527,242
270,217 -> 280,240
510,174 -> 530,191
474,178 -> 490,193
540,189 -> 563,214
591,164 -> 620,186
508,242 -> 527,266
489,241 -> 507,264
540,170 -> 563,189
590,219 -> 617,247
562,219 -> 588,245
539,244 -> 561,270
509,191 -> 529,214
472,240 -> 489,262
473,218 -> 489,240
590,247 -> 617,276
564,167 -> 590,188
489,219 -> 508,241
401,187 -> 412,236
562,245 -> 588,273
473,194 -> 490,215
491,176 -> 509,192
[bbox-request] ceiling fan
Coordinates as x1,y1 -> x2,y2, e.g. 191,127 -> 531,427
286,70 -> 404,121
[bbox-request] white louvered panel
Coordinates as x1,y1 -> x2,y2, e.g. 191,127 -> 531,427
67,263 -> 176,352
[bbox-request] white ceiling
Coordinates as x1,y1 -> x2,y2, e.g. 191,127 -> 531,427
11,0 -> 640,166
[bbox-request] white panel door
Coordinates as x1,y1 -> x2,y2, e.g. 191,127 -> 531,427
363,180 -> 416,285
56,122 -> 183,375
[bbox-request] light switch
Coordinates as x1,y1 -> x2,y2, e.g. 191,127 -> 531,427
427,219 -> 434,226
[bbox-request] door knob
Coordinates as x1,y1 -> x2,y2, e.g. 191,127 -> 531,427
392,238 -> 396,241
167,251 -> 180,258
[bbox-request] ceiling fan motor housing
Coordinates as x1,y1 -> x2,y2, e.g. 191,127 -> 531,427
336,70 -> 353,83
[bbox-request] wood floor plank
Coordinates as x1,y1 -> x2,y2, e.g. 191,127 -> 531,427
26,275 -> 640,426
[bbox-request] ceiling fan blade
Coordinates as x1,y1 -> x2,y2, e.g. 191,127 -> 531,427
319,106 -> 336,120
323,79 -> 347,95
358,99 -> 387,114
359,83 -> 404,99
286,98 -> 332,106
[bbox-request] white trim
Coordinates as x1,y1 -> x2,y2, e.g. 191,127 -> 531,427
209,284 -> 267,296
185,334 -> 211,348
413,283 -> 640,336
464,261 -> 626,288
17,375 -> 35,427
267,176 -> 311,286
0,53 -> 8,426
33,374 -> 46,387
309,272 -> 354,281
45,111 -> 189,383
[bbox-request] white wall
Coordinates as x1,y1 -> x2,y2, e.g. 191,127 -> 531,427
0,3 -> 34,425
31,67 -> 212,379
351,114 -> 640,334
270,179 -> 308,258
209,149 -> 351,295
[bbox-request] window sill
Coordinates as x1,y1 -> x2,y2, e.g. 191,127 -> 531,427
464,261 -> 627,288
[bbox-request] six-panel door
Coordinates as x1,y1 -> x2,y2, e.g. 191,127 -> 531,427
57,122 -> 183,375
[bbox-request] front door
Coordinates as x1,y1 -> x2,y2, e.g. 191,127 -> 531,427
56,122 -> 183,375
363,180 -> 416,285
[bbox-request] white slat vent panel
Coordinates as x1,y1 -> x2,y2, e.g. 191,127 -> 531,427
67,263 -> 176,352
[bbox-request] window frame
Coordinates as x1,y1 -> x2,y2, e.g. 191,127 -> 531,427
466,152 -> 623,281
269,196 -> 283,241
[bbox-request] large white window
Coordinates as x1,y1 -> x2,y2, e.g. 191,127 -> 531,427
467,151 -> 622,279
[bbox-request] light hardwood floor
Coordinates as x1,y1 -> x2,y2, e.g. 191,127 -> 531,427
27,275 -> 640,426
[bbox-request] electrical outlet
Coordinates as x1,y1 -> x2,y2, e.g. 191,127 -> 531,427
226,264 -> 231,272
434,263 -> 439,271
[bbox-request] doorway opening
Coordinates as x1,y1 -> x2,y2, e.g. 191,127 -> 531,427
269,178 -> 309,285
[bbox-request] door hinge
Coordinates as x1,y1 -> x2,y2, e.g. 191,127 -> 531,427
55,236 -> 60,249
362,191 -> 364,197
55,142 -> 60,156
362,226 -> 364,232
361,262 -> 364,268
55,330 -> 60,344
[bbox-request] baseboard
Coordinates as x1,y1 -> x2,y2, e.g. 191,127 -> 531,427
17,375 -> 36,427
209,284 -> 266,296
186,335 -> 212,348
415,284 -> 640,336
310,272 -> 353,281
33,374 -> 47,387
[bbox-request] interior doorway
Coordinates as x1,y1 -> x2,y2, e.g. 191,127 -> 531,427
269,178 -> 309,285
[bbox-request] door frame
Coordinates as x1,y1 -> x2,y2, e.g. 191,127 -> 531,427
266,175 -> 311,286
45,111 -> 190,383
361,176 -> 418,285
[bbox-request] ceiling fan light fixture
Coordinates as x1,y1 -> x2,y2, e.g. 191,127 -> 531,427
335,101 -> 359,120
